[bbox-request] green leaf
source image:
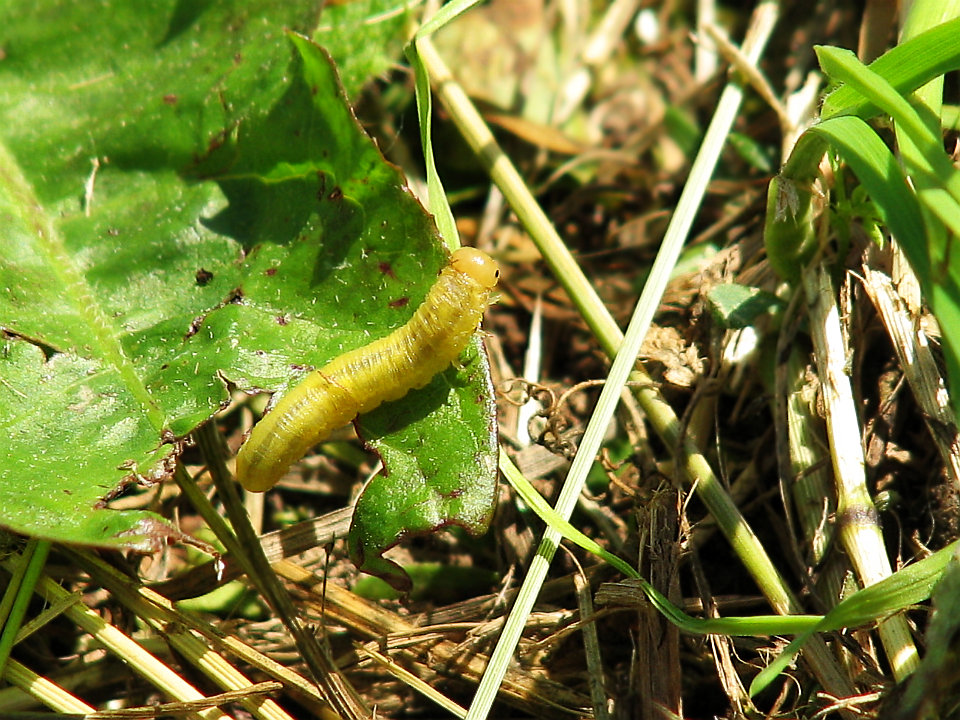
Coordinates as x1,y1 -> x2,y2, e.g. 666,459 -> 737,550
705,283 -> 785,329
0,0 -> 312,548
820,16 -> 960,121
787,116 -> 928,270
814,38 -> 960,423
808,45 -> 960,420
768,114 -> 928,288
350,337 -> 498,590
749,540 -> 958,696
314,0 -> 411,100
816,45 -> 960,204
0,337 -> 177,549
727,131 -> 774,173
0,3 -> 498,568
894,553 -> 960,719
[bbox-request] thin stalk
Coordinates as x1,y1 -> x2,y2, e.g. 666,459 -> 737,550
777,341 -> 849,614
188,423 -> 369,720
0,560 -> 226,720
414,37 -> 622,358
802,264 -> 920,678
2,658 -> 95,715
0,539 -> 50,678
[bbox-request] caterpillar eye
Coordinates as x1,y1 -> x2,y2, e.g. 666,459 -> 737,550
450,247 -> 500,288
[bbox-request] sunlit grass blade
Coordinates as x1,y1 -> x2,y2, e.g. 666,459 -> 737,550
820,16 -> 960,120
405,0 -> 484,250
805,44 -> 960,421
0,540 -> 51,677
750,541 -> 959,695
816,45 -> 960,203
500,454 -> 822,637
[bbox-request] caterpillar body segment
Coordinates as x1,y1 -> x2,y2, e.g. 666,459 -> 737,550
235,375 -> 358,492
236,248 -> 499,492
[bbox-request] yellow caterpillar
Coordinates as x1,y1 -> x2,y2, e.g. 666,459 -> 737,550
236,247 -> 499,492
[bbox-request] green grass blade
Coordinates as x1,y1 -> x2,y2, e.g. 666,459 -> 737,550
820,16 -> 960,120
417,0 -> 480,37
809,38 -> 960,422
751,540 -> 959,695
785,116 -> 928,276
500,455 -> 822,637
816,45 -> 960,203
0,540 -> 51,677
405,0 -> 485,250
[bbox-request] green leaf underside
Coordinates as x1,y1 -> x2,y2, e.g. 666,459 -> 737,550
0,2 -> 498,570
352,336 -> 499,590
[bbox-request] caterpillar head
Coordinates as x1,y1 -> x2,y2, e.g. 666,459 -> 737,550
450,247 -> 500,288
